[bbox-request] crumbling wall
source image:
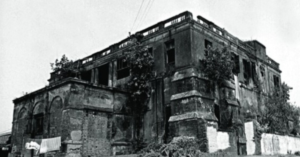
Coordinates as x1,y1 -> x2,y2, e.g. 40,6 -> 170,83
82,112 -> 111,157
62,109 -> 84,157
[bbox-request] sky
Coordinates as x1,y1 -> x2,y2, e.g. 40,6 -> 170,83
0,0 -> 300,133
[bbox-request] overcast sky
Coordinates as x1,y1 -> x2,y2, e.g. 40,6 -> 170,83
1,0 -> 300,133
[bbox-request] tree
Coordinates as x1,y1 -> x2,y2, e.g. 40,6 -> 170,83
50,54 -> 73,71
200,46 -> 235,126
200,46 -> 234,84
50,54 -> 78,78
124,35 -> 154,151
260,82 -> 298,135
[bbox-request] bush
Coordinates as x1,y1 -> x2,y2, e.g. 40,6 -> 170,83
138,136 -> 202,157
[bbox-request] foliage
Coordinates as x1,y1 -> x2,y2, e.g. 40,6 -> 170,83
50,54 -> 79,80
125,41 -> 154,108
200,47 -> 234,84
260,82 -> 299,135
124,36 -> 154,147
50,54 -> 73,72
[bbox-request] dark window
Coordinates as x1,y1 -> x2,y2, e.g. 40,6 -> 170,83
164,106 -> 171,143
243,59 -> 251,84
260,66 -> 265,78
232,53 -> 240,74
204,39 -> 212,56
273,75 -> 279,88
33,113 -> 44,135
148,47 -> 153,57
251,61 -> 256,80
81,70 -> 92,82
98,63 -> 109,86
214,104 -> 220,125
117,58 -> 130,79
205,39 -> 212,49
165,40 -> 175,64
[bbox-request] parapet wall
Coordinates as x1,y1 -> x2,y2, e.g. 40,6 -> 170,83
261,133 -> 300,155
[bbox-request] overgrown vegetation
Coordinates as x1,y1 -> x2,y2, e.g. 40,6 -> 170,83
138,136 -> 202,157
200,46 -> 234,84
50,54 -> 78,78
137,136 -> 233,157
260,82 -> 300,135
50,54 -> 73,71
124,36 -> 154,150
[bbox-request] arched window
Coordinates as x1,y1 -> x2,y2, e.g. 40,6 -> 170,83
49,97 -> 63,137
17,108 -> 29,134
32,102 -> 45,135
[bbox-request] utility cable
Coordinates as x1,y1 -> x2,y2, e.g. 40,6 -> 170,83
131,0 -> 146,32
136,0 -> 154,31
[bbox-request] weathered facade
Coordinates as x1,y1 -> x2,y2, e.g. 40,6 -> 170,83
11,11 -> 282,157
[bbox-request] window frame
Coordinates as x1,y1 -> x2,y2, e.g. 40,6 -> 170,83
117,58 -> 130,79
165,39 -> 175,65
33,113 -> 44,135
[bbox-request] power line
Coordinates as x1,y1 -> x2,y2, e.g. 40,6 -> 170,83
136,0 -> 154,31
130,0 -> 146,32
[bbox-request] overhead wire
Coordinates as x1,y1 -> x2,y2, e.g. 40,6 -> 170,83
136,0 -> 155,31
130,0 -> 146,32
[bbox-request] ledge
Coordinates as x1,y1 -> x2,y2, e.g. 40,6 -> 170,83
171,68 -> 208,82
111,141 -> 131,146
170,90 -> 213,101
169,111 -> 218,122
13,77 -> 128,103
225,99 -> 239,107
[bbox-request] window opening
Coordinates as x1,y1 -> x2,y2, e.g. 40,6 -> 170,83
81,70 -> 92,82
164,106 -> 171,143
243,59 -> 251,84
260,65 -> 265,78
214,104 -> 220,125
273,75 -> 279,88
232,53 -> 240,74
204,39 -> 212,56
98,63 -> 109,86
251,61 -> 256,80
117,58 -> 130,79
33,113 -> 44,135
205,39 -> 212,49
148,47 -> 153,58
165,40 -> 175,64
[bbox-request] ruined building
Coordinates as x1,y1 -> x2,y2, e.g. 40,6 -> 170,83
11,11 -> 282,157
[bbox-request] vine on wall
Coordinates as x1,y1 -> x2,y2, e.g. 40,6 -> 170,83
124,36 -> 154,150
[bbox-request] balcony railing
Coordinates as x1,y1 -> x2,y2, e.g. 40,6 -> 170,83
267,57 -> 280,69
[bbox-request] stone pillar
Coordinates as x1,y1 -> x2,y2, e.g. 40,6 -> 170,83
108,62 -> 113,87
168,67 -> 218,152
91,69 -> 95,83
219,79 -> 241,154
94,68 -> 99,86
112,61 -> 117,87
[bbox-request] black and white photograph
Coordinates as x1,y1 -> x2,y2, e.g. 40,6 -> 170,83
1,1 -> 300,157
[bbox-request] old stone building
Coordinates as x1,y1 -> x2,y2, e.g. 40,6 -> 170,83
10,11 -> 282,157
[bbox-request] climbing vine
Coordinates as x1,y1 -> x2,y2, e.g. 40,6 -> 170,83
124,36 -> 154,148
